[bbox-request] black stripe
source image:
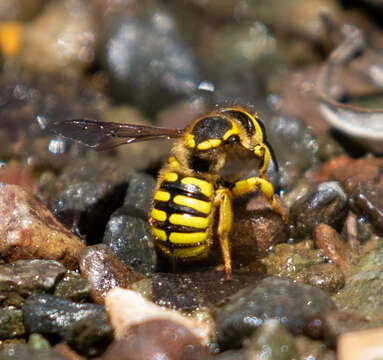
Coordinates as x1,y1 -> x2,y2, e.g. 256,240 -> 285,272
158,240 -> 205,249
160,181 -> 210,202
154,200 -> 208,218
151,220 -> 206,234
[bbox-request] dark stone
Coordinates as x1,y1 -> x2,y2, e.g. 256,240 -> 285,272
102,15 -> 202,111
0,308 -> 25,340
215,277 -> 336,349
0,260 -> 66,307
290,181 -> 348,239
152,271 -> 265,311
103,206 -> 157,275
23,294 -> 112,355
350,181 -> 383,233
53,271 -> 92,302
79,244 -> 145,304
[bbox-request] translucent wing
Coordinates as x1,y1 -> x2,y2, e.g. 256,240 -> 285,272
49,119 -> 184,150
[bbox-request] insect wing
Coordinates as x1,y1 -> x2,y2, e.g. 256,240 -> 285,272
49,119 -> 184,150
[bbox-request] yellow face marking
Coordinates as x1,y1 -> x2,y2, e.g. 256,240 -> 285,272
181,177 -> 212,198
187,133 -> 196,148
152,227 -> 167,241
260,144 -> 271,174
174,244 -> 207,258
154,190 -> 171,202
173,195 -> 211,214
165,172 -> 178,182
169,230 -> 208,244
151,208 -> 167,222
197,139 -> 222,150
169,213 -> 209,229
222,121 -> 239,141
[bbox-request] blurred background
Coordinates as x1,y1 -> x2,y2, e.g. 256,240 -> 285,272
0,0 -> 382,196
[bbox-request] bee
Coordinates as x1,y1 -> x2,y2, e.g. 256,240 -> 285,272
50,107 -> 285,280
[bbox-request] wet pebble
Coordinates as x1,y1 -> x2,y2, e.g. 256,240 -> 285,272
102,319 -> 209,360
0,184 -> 85,269
294,336 -> 336,360
314,224 -> 350,268
102,13 -> 201,110
0,259 -> 66,307
350,181 -> 383,233
246,319 -> 297,359
266,115 -> 320,191
103,207 -> 157,276
289,181 -> 348,239
0,308 -> 24,340
261,243 -> 345,293
79,244 -> 145,304
50,167 -> 127,244
23,294 -> 113,356
230,194 -> 288,264
53,271 -> 92,303
215,277 -> 336,349
28,333 -> 50,350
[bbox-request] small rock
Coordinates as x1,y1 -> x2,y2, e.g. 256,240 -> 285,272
53,271 -> 92,303
103,207 -> 157,275
0,259 -> 66,307
101,14 -> 201,110
123,173 -> 156,214
0,344 -> 67,360
246,319 -> 297,360
105,288 -> 210,342
350,181 -> 383,233
54,343 -> 86,360
290,181 -> 348,239
102,319 -> 209,360
23,294 -> 112,356
28,334 -> 50,350
0,184 -> 85,269
314,224 -> 350,268
338,327 -> 383,360
303,263 -> 345,293
21,0 -> 96,76
215,277 -> 336,349
0,308 -> 24,340
230,194 -> 288,263
79,244 -> 145,304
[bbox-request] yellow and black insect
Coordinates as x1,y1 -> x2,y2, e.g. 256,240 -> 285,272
51,106 -> 283,280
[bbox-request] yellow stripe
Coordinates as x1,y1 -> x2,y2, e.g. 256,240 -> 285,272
173,195 -> 211,214
222,122 -> 239,140
151,208 -> 167,222
154,190 -> 171,202
165,172 -> 178,182
181,177 -> 212,197
197,139 -> 222,150
152,227 -> 167,241
169,231 -> 208,244
187,133 -> 195,148
169,213 -> 209,229
174,244 -> 207,258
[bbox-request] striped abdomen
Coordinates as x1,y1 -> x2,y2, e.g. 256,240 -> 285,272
150,170 -> 214,260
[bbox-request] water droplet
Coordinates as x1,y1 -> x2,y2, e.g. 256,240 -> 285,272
48,137 -> 67,154
198,80 -> 215,93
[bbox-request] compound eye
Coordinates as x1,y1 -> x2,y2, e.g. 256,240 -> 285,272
226,134 -> 240,144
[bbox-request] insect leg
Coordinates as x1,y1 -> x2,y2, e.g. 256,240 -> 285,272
232,177 -> 288,223
214,188 -> 233,280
